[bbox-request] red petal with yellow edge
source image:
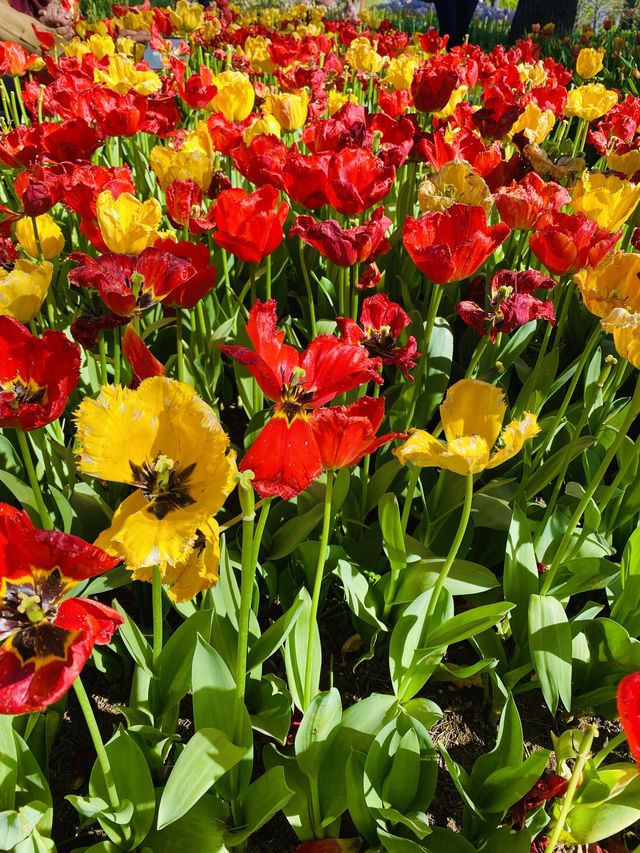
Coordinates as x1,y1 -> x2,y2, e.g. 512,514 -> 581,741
0,625 -> 93,714
617,672 -> 640,771
240,413 -> 321,500
296,840 -> 362,853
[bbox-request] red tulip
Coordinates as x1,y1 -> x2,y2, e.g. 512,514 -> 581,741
212,186 -> 289,263
310,397 -> 400,470
617,672 -> 640,772
403,204 -> 510,283
289,207 -> 391,267
222,300 -> 382,498
337,293 -> 419,379
232,135 -> 289,191
529,211 -> 621,276
0,41 -> 42,76
0,503 -> 122,714
301,102 -> 369,153
494,172 -> 570,231
122,326 -> 165,388
325,148 -> 396,216
411,61 -> 459,114
166,179 -> 217,235
511,773 -> 569,831
0,317 -> 80,431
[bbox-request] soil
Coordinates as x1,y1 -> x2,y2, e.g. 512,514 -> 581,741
49,590 -> 639,853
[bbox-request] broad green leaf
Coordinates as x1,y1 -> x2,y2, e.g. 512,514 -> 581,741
247,597 -> 304,671
295,688 -> 342,781
567,774 -> 640,843
225,766 -> 293,847
283,589 -> 320,711
423,827 -> 478,853
335,560 -> 386,631
425,602 -> 515,650
0,716 -> 17,811
346,750 -> 378,845
504,507 -> 539,646
157,729 -> 246,829
270,504 -> 324,560
112,602 -> 153,674
381,728 -> 421,812
470,695 -> 522,796
379,493 -> 406,576
144,793 -> 228,853
478,749 -> 552,813
155,609 -> 213,713
529,595 -> 572,714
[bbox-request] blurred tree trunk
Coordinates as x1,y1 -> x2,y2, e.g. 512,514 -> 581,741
508,0 -> 578,41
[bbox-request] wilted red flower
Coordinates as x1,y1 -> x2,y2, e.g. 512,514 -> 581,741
69,241 -> 217,316
324,147 -> 396,216
310,397 -> 400,470
411,62 -> 459,113
222,299 -> 382,498
290,207 -> 391,267
0,317 -> 80,431
70,311 -> 129,350
212,185 -> 289,263
14,164 -> 64,218
367,112 -> 416,167
0,503 -> 122,714
166,179 -> 217,234
0,125 -> 40,169
511,773 -> 569,830
618,672 -> 640,772
494,172 -> 571,231
122,325 -> 165,387
472,96 -> 523,139
456,269 -> 556,341
337,293 -> 419,379
403,204 -> 510,283
529,211 -> 622,276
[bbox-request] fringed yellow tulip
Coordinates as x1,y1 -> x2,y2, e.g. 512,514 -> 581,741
571,171 -> 640,232
243,36 -> 274,74
565,83 -> 618,121
263,90 -> 309,133
576,47 -> 605,79
16,214 -> 65,260
607,149 -> 640,179
242,114 -> 281,146
418,161 -> 492,215
209,70 -> 255,122
0,259 -> 53,323
168,0 -> 205,33
385,54 -> 419,91
96,191 -> 162,254
345,37 -> 385,73
394,379 -> 539,475
509,102 -> 555,144
601,308 -> 640,370
63,33 -> 116,60
75,377 -> 237,587
574,251 -> 640,318
150,122 -> 215,193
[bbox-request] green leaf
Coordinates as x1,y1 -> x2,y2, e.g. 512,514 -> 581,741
621,525 -> 640,586
335,560 -> 386,631
346,749 -> 378,845
529,595 -> 572,714
425,602 -> 515,650
249,674 -> 292,744
423,827 -> 478,853
0,717 -> 17,811
381,728 -> 421,812
379,493 -> 406,576
144,793 -> 228,853
225,767 -> 293,847
565,774 -> 640,843
158,728 -> 246,829
478,748 -> 552,813
89,728 -> 155,849
395,558 -> 498,600
295,688 -> 342,781
470,696 -> 522,797
366,460 -> 402,514
504,507 -> 539,646
270,504 -> 324,560
112,602 -> 153,674
155,609 -> 213,713
0,471 -> 38,514
247,597 -> 304,671
283,589 -> 320,712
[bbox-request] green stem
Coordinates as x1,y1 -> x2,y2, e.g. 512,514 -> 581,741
16,429 -> 53,530
303,471 -> 334,711
73,678 -> 119,809
175,311 -> 185,383
151,566 -> 163,673
464,335 -> 490,379
98,333 -> 108,386
112,327 -> 121,386
540,372 -> 640,595
423,283 -> 443,352
233,489 -> 256,741
425,473 -> 474,622
545,724 -> 597,852
383,465 -> 421,620
299,240 -> 317,338
30,216 -> 44,262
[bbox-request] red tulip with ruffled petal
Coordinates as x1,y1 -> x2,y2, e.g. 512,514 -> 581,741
337,293 -> 419,379
617,672 -> 640,772
231,135 -> 289,191
0,41 -> 42,76
411,61 -> 459,114
166,179 -> 218,235
456,269 -> 556,341
494,172 -> 570,231
222,300 -> 382,499
529,211 -> 622,276
0,503 -> 122,715
310,397 -> 400,470
403,204 -> 510,284
212,186 -> 289,264
325,148 -> 396,216
289,207 -> 391,267
301,102 -> 369,153
0,317 -> 80,431
69,241 -> 216,317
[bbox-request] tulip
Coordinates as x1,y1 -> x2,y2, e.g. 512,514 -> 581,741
617,672 -> 640,772
417,161 -> 492,215
212,185 -> 289,264
96,191 -> 162,255
576,47 -> 605,79
93,54 -> 162,96
565,83 -> 618,121
149,122 -> 215,193
571,171 -> 640,232
15,213 -> 64,260
209,70 -> 255,122
263,90 -> 309,132
0,259 -> 53,322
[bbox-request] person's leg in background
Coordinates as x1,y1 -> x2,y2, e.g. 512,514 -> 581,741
450,0 -> 478,45
432,0 -> 457,43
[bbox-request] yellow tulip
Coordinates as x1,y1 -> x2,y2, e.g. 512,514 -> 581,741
385,54 -> 419,91
16,214 -> 64,260
63,33 -> 115,60
0,259 -> 53,323
607,149 -> 640,179
394,379 -> 539,476
76,377 -> 237,576
517,61 -> 548,87
345,37 -> 384,73
263,90 -> 309,133
571,171 -> 640,232
94,54 -> 162,96
565,83 -> 618,121
242,113 -> 281,146
96,191 -> 162,254
328,90 -> 358,116
168,0 -> 205,33
243,36 -> 274,74
149,122 -> 215,193
576,47 -> 605,79
418,161 -> 492,215
433,85 -> 469,120
508,102 -> 556,144
209,70 -> 255,122
601,308 -> 640,370
574,251 -> 640,319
